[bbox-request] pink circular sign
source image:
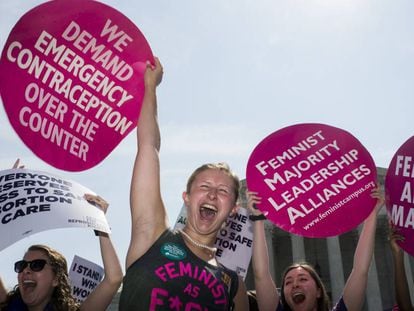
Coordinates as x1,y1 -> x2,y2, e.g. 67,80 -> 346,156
385,136 -> 414,257
246,123 -> 377,238
0,0 -> 153,171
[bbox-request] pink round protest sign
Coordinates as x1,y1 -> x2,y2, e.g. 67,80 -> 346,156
246,123 -> 377,238
385,136 -> 414,257
0,0 -> 153,171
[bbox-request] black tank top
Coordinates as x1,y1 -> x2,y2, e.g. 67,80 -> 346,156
119,229 -> 239,310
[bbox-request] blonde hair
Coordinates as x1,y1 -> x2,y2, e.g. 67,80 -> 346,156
186,162 -> 240,203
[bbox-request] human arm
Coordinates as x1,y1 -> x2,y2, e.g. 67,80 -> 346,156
0,276 -> 8,304
389,223 -> 414,311
233,276 -> 250,311
247,190 -> 279,311
126,57 -> 167,269
342,186 -> 384,311
81,194 -> 123,311
12,158 -> 24,169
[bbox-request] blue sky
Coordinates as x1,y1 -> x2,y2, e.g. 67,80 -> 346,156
1,0 -> 413,288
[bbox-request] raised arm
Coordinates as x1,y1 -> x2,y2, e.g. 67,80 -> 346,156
247,190 -> 279,311
0,276 -> 7,304
126,57 -> 167,269
342,186 -> 384,311
389,223 -> 414,311
12,158 -> 24,169
232,276 -> 249,311
81,194 -> 123,311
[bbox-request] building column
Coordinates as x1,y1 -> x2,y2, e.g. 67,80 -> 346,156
291,234 -> 305,262
326,236 -> 345,303
404,253 -> 414,303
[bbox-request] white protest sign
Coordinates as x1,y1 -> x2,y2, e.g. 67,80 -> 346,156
69,255 -> 104,303
0,168 -> 110,251
174,206 -> 253,279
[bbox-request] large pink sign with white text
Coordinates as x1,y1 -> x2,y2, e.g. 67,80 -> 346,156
246,123 -> 377,238
385,136 -> 414,257
0,0 -> 153,171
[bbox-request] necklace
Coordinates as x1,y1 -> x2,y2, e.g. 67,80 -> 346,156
178,229 -> 217,253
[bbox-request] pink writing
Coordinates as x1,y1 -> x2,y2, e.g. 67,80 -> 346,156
150,288 -> 168,310
149,287 -> 215,310
154,261 -> 227,305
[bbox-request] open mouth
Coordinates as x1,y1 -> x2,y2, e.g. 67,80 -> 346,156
22,280 -> 36,291
292,292 -> 305,303
200,204 -> 217,220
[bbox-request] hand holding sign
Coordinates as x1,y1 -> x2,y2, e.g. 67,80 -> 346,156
12,159 -> 25,169
385,135 -> 414,256
388,221 -> 405,255
85,193 -> 110,237
0,0 -> 153,171
245,190 -> 268,221
246,123 -> 378,237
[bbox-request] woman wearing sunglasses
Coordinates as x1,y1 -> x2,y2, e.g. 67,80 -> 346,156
0,194 -> 123,311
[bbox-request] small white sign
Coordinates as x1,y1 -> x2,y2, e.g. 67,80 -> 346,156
69,255 -> 104,302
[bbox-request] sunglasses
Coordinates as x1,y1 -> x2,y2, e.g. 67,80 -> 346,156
14,259 -> 48,273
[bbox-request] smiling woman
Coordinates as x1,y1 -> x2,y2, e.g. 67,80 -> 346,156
1,244 -> 80,310
280,263 -> 330,311
0,194 -> 122,311
119,57 -> 250,311
247,187 -> 384,311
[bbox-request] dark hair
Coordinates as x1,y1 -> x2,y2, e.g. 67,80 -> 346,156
280,262 -> 330,311
2,244 -> 80,311
186,162 -> 240,203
